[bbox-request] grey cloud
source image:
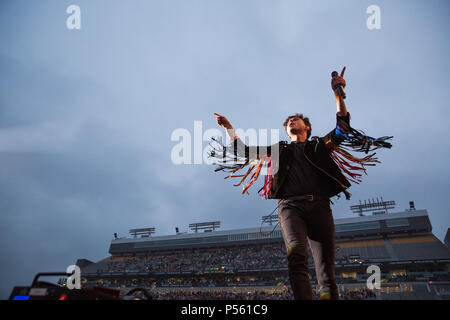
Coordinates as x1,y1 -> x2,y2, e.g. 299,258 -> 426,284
0,0 -> 449,299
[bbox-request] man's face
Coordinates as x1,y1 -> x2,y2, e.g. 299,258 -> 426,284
286,116 -> 310,139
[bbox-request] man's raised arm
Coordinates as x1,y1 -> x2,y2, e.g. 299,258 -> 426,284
332,66 -> 348,117
322,67 -> 351,145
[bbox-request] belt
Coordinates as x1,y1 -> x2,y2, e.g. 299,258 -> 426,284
282,194 -> 328,202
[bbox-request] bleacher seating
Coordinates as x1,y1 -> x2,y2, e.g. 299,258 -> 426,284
389,236 -> 450,260
78,229 -> 450,300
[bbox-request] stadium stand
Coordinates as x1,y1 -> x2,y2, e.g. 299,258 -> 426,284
76,205 -> 450,300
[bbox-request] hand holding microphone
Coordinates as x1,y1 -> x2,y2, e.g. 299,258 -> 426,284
331,66 -> 347,99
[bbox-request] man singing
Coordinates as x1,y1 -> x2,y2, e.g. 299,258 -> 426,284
211,67 -> 392,300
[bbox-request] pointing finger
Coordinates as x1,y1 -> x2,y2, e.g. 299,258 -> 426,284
213,113 -> 223,117
340,66 -> 346,77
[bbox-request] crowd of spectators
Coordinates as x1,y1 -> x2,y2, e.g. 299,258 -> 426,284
94,243 -> 370,275
89,276 -> 379,300
119,287 -> 377,300
96,244 -> 288,274
340,288 -> 377,300
388,274 -> 450,282
91,274 -> 291,289
152,289 -> 294,300
96,244 -> 397,275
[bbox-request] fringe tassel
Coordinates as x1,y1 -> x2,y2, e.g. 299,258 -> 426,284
208,137 -> 272,197
326,128 -> 387,184
335,126 -> 393,154
260,158 -> 273,199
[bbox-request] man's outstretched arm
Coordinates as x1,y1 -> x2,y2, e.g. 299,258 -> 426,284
213,113 -> 273,159
211,113 -> 277,195
213,113 -> 238,141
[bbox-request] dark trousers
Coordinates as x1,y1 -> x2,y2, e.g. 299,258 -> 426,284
278,198 -> 339,300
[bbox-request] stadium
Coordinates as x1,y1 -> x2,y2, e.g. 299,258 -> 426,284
76,199 -> 450,300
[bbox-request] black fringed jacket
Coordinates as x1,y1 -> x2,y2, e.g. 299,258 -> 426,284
233,113 -> 352,200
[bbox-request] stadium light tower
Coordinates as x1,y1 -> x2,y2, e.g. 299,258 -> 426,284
261,215 -> 278,226
350,197 -> 396,216
189,221 -> 221,233
129,227 -> 156,238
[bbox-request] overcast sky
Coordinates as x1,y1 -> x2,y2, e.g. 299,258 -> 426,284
0,0 -> 449,298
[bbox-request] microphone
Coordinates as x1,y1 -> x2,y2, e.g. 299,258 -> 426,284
331,71 -> 346,99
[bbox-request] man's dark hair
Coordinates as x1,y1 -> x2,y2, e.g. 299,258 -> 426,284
283,113 -> 312,139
